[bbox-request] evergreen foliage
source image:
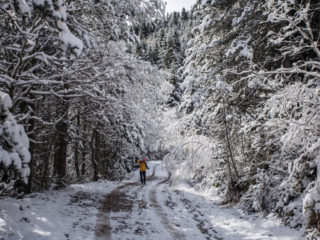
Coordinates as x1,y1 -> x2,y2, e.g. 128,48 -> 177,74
160,1 -> 320,238
136,8 -> 195,106
0,0 -> 167,192
0,92 -> 30,197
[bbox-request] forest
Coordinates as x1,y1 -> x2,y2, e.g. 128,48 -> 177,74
0,0 -> 319,239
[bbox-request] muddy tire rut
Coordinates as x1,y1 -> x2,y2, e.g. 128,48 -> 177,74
95,182 -> 137,239
95,164 -> 159,239
95,164 -> 187,240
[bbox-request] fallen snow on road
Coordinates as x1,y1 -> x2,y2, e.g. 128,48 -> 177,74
163,183 -> 305,240
0,161 -> 305,240
0,181 -> 117,240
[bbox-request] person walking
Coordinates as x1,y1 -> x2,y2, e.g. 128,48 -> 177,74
138,157 -> 149,184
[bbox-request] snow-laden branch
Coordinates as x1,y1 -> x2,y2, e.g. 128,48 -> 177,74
267,0 -> 320,59
0,91 -> 30,189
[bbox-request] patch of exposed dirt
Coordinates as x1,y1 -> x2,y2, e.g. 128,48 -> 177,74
95,182 -> 136,239
95,164 -> 186,240
70,191 -> 103,207
68,191 -> 103,239
95,168 -> 153,240
165,195 -> 177,209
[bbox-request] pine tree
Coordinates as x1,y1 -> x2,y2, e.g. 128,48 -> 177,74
181,8 -> 189,21
0,92 -> 30,196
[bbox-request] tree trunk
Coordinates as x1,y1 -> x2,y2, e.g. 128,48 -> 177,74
53,119 -> 68,178
90,128 -> 100,181
238,111 -> 247,163
74,142 -> 80,179
81,151 -> 86,176
222,100 -> 240,180
81,119 -> 87,176
95,130 -> 101,172
26,118 -> 35,193
41,139 -> 54,190
74,114 -> 80,179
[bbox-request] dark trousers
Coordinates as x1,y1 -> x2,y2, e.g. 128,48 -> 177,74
140,171 -> 146,184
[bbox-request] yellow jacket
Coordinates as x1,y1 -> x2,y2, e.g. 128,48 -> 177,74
137,160 -> 148,172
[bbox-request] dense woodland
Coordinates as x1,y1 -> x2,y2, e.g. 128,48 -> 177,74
0,0 -> 319,238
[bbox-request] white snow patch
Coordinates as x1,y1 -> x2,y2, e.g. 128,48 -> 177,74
18,0 -> 31,17
1,93 -> 12,109
169,182 -> 305,240
58,21 -> 83,56
232,2 -> 254,26
0,92 -> 30,183
225,37 -> 253,59
0,180 -> 117,240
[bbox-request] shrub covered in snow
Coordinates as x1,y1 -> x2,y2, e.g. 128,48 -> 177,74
0,92 -> 30,196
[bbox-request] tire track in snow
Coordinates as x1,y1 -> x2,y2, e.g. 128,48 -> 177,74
174,190 -> 223,240
95,181 -> 137,239
95,163 -> 158,240
149,172 -> 185,240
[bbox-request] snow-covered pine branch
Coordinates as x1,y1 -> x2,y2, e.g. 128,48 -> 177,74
0,0 -> 83,123
267,0 -> 320,70
0,91 -> 30,197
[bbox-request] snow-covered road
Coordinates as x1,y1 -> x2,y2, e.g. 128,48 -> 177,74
0,161 -> 305,240
94,161 -> 304,240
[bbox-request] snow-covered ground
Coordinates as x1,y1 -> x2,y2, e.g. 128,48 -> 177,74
0,180 -> 118,240
0,161 -> 305,240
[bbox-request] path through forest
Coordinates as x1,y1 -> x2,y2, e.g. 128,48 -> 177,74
93,162 -> 302,240
0,161 -> 304,240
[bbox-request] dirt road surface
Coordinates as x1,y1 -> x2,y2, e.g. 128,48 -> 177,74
94,162 -> 302,240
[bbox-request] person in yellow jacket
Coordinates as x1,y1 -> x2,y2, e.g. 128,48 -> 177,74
137,157 -> 149,184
